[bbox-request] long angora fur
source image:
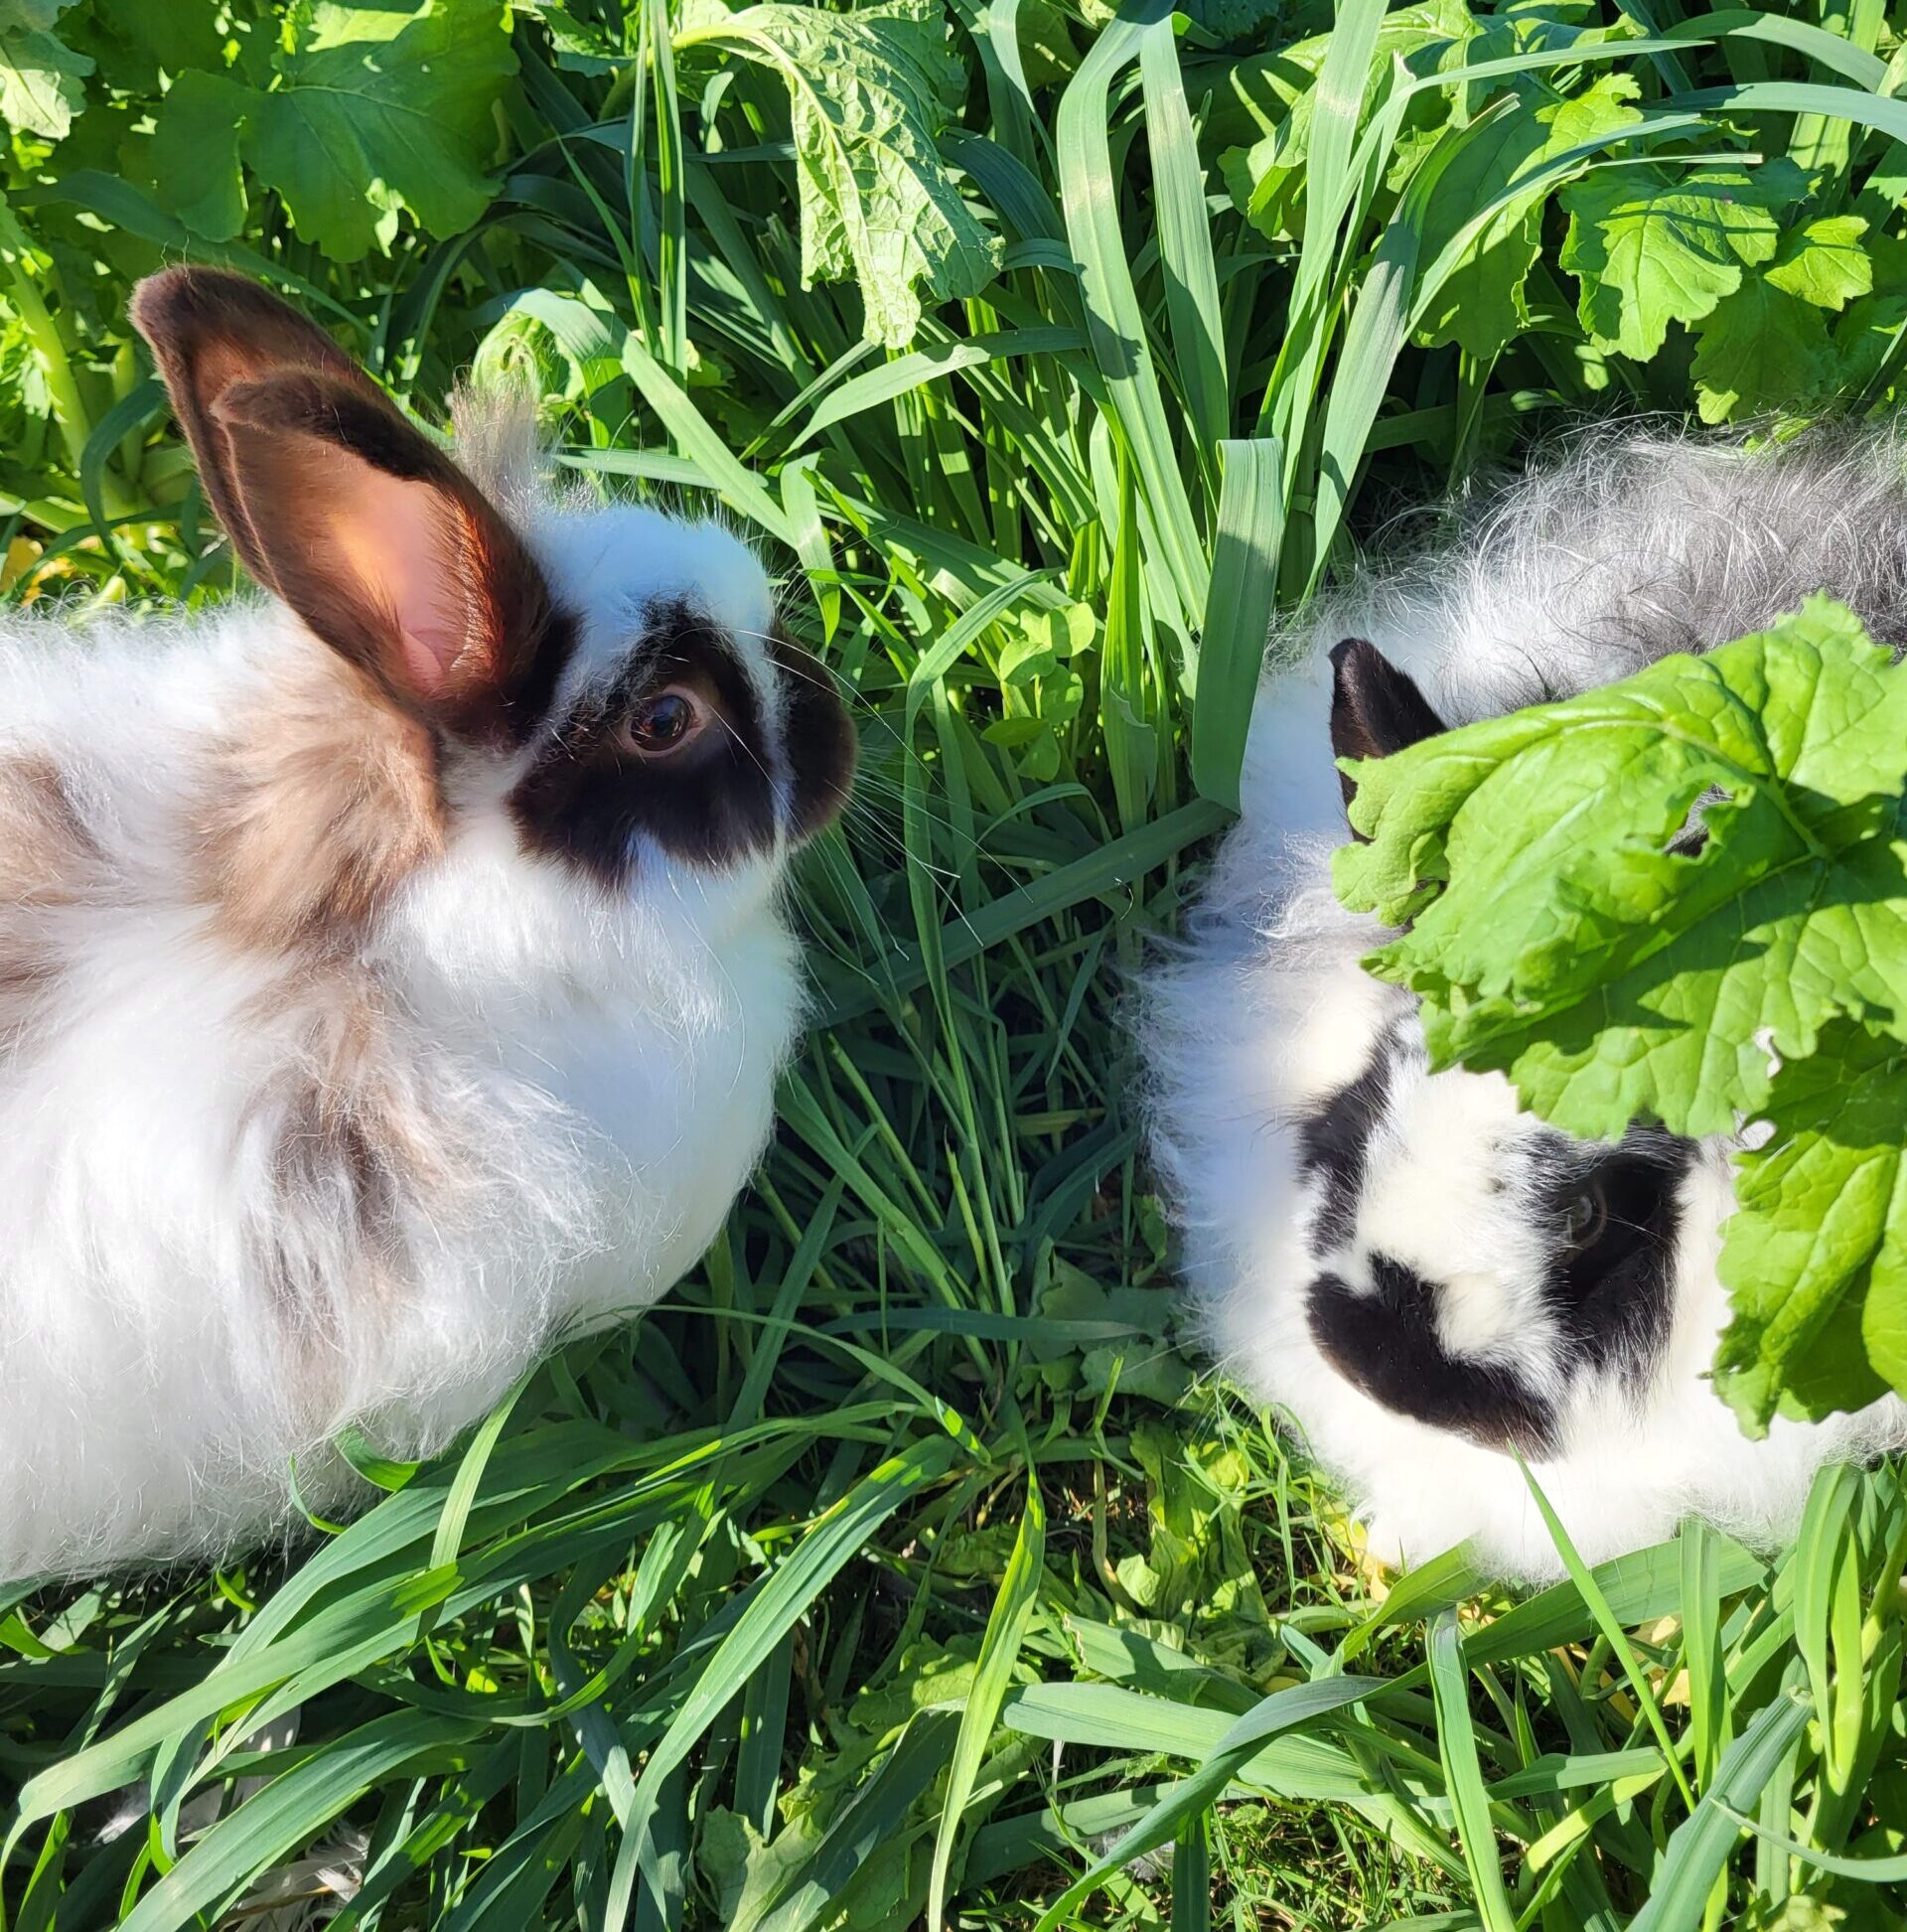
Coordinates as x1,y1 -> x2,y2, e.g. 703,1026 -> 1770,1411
1144,425 -> 1907,1580
0,272 -> 853,1583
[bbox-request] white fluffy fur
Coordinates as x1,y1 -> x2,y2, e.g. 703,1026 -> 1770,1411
0,403 -> 807,1584
1145,425 -> 1907,1580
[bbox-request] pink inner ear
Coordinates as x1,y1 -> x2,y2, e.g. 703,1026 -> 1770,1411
308,442 -> 480,699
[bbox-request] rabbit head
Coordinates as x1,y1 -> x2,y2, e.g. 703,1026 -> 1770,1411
131,267 -> 854,932
1297,639 -> 1715,1461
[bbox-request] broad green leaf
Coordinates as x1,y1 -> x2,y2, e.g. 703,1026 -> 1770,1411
1409,96 -> 1550,360
1831,233 -> 1907,393
1191,0 -> 1283,40
1715,1023 -> 1906,1428
1540,65 -> 1645,151
1560,159 -> 1804,361
0,0 -> 89,141
0,1 -> 74,30
1765,214 -> 1872,311
1218,1 -> 1477,244
251,0 -> 514,258
62,0 -> 223,94
1336,598 -> 1907,1139
528,0 -> 625,74
145,0 -> 515,259
147,70 -> 249,241
1691,276 -> 1834,424
676,0 -> 1000,347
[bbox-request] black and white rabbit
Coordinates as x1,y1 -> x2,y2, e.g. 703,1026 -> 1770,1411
1144,425 -> 1907,1579
0,270 -> 854,1583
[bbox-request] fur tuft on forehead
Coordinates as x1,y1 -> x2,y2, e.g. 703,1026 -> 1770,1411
448,385 -> 590,530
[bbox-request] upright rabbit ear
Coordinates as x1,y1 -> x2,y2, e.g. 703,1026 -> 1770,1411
131,267 -> 562,743
1328,637 -> 1448,834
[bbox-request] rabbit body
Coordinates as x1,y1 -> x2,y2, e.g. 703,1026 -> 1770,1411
0,273 -> 852,1582
1145,426 -> 1907,1579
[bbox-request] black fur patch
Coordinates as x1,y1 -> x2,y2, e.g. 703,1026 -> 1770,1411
1328,637 -> 1449,831
510,602 -> 778,888
1301,1109 -> 1692,1455
1528,1125 -> 1690,1387
769,630 -> 855,840
1307,1258 -> 1558,1454
1297,1036 -> 1395,1255
499,604 -> 581,747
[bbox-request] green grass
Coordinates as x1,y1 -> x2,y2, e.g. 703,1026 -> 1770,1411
5,1 -> 1907,1927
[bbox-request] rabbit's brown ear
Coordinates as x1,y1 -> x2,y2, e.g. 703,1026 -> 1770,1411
131,268 -> 560,742
1328,637 -> 1447,834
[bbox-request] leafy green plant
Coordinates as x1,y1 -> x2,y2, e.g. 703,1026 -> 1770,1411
1337,597 -> 1907,1431
4,0 -> 1907,1926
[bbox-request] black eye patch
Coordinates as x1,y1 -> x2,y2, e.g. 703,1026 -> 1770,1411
1530,1127 -> 1691,1387
1307,1257 -> 1558,1455
767,629 -> 855,841
508,600 -> 778,888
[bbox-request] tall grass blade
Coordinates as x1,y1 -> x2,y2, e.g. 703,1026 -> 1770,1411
1190,438 -> 1282,810
1426,1610 -> 1517,1932
928,1465 -> 1045,1928
1627,1693 -> 1813,1932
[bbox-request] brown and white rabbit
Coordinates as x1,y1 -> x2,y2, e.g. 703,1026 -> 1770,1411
1143,425 -> 1907,1580
0,269 -> 853,1583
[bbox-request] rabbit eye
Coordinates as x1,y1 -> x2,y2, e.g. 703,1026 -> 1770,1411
1561,1183 -> 1608,1252
619,686 -> 703,756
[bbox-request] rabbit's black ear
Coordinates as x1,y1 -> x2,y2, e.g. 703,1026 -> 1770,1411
1328,637 -> 1448,830
131,268 -> 565,745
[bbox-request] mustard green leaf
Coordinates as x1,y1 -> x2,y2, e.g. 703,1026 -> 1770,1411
1414,74 -> 1644,363
1560,159 -> 1806,362
1336,598 -> 1907,1139
1765,214 -> 1872,312
676,0 -> 1001,348
1219,0 -> 1476,244
0,0 -> 89,141
1715,1022 -> 1905,1430
62,0 -> 224,94
1691,277 -> 1834,425
1410,102 -> 1549,360
242,0 -> 516,261
148,70 -> 251,241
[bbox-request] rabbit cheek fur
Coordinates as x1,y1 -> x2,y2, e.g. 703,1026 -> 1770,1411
0,269 -> 854,1584
1144,425 -> 1907,1581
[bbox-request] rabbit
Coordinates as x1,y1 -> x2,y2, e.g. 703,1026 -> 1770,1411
1143,423 -> 1907,1580
0,268 -> 854,1584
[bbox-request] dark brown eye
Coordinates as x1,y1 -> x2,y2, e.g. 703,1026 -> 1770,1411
1561,1184 -> 1608,1252
620,687 -> 701,756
